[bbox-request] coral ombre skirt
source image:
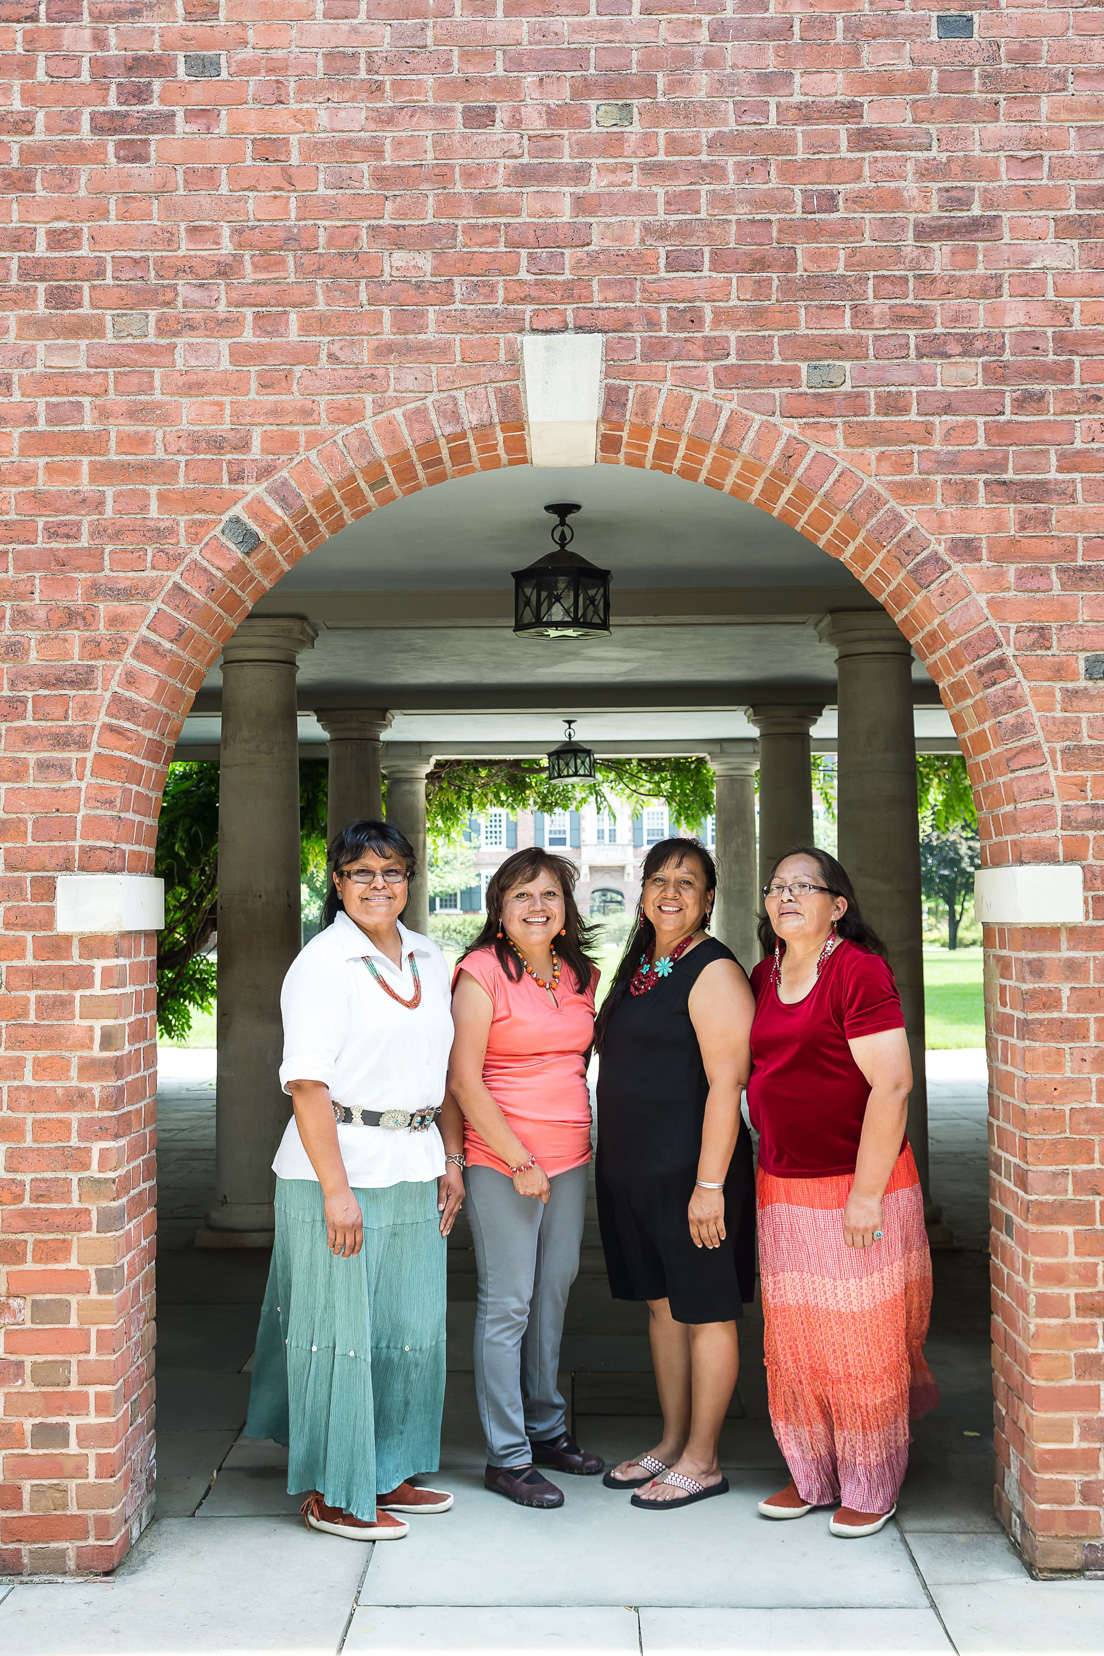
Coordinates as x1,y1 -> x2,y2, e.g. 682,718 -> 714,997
757,1146 -> 939,1514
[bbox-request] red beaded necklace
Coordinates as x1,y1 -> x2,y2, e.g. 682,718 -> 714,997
508,940 -> 561,992
362,952 -> 422,1010
629,932 -> 698,997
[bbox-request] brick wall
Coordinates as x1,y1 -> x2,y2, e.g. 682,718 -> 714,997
1,0 -> 1101,1575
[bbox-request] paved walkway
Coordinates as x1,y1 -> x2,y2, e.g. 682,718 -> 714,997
3,1049 -> 1101,1654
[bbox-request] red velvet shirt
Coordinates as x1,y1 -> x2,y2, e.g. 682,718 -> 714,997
746,939 -> 907,1178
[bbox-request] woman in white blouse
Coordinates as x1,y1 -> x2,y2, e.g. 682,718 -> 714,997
244,820 -> 465,1543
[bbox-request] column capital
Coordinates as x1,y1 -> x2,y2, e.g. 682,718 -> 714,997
315,708 -> 393,741
816,610 -> 912,659
382,743 -> 436,781
221,616 -> 318,667
747,703 -> 823,737
705,738 -> 759,778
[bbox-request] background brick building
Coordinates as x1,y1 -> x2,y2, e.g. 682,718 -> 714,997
1,0 -> 1103,1580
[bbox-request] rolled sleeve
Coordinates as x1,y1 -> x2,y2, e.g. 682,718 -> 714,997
278,943 -> 349,1094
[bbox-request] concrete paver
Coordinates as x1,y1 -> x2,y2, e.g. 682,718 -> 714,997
358,1466 -> 929,1609
0,1517 -> 366,1654
930,1580 -> 1104,1654
901,1530 -> 1027,1586
345,1607 -> 640,1653
639,1606 -> 954,1653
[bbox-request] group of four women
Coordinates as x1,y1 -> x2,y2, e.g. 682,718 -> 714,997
245,819 -> 937,1544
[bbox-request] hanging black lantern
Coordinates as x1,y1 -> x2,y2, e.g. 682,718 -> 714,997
547,720 -> 597,785
512,503 -> 611,639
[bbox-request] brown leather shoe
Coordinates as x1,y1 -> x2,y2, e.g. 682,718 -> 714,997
484,1462 -> 565,1508
377,1480 -> 454,1514
300,1491 -> 409,1541
530,1432 -> 604,1476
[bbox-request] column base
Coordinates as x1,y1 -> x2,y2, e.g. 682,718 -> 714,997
194,1226 -> 274,1250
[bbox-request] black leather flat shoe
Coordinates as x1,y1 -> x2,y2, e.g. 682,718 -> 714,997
484,1463 -> 565,1509
530,1432 -> 605,1476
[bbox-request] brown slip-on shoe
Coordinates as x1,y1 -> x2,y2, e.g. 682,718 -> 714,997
484,1462 -> 564,1509
300,1491 -> 409,1541
758,1479 -> 816,1520
829,1502 -> 897,1538
377,1480 -> 454,1514
531,1432 -> 604,1476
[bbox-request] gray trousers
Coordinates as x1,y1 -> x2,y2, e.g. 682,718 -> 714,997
464,1162 -> 589,1469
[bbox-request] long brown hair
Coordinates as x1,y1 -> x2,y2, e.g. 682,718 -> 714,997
756,846 -> 888,960
459,847 -> 597,994
594,836 -> 717,1052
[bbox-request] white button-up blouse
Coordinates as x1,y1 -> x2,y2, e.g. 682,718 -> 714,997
271,911 -> 454,1189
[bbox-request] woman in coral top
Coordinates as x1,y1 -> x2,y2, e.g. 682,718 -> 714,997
449,848 -> 603,1510
748,848 -> 938,1540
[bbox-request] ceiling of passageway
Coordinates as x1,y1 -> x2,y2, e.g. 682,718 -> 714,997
256,464 -> 872,593
183,463 -> 953,752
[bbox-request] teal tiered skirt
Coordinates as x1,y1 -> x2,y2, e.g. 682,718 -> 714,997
244,1177 -> 446,1521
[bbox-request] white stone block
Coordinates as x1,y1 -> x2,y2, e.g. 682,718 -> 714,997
521,333 -> 604,467
973,864 -> 1083,926
55,873 -> 165,934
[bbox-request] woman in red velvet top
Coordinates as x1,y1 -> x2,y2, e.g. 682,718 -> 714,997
747,848 -> 938,1540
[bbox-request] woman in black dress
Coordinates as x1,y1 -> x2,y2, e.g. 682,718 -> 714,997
595,837 -> 756,1510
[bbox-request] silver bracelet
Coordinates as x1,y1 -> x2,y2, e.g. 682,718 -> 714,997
696,1179 -> 725,1191
445,1153 -> 465,1170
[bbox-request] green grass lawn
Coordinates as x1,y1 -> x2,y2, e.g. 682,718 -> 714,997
163,943 -> 985,1051
923,945 -> 983,1049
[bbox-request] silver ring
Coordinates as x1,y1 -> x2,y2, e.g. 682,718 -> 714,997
873,1229 -> 883,1240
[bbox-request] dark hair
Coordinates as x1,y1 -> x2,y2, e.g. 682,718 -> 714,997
320,818 -> 417,930
458,847 -> 596,995
756,846 -> 888,960
594,837 -> 717,1053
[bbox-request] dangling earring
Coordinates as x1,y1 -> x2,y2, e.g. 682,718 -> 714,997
704,908 -> 712,930
558,928 -> 566,937
496,929 -> 503,939
772,937 -> 782,987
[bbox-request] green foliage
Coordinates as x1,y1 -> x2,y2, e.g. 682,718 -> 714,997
427,836 -> 478,898
425,756 -> 716,843
917,754 -> 976,832
155,759 -> 331,1041
810,755 -> 837,821
155,764 -> 219,1041
427,911 -> 484,953
919,828 -> 981,950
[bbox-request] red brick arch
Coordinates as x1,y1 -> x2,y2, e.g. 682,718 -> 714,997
87,380 -> 1054,871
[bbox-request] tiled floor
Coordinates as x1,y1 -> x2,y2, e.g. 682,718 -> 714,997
3,1047 -> 1102,1654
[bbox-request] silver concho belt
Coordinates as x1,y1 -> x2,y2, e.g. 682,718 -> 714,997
332,1102 -> 440,1132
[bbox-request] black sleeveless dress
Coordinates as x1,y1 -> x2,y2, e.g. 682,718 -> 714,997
595,937 -> 756,1325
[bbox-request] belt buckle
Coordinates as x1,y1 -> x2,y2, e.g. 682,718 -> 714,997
409,1110 -> 433,1132
379,1109 -> 412,1131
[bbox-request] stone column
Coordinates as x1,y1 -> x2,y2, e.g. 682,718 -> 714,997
708,740 -> 760,970
747,704 -> 823,890
817,611 -> 945,1237
316,708 -> 393,846
202,616 -> 317,1245
382,745 -> 434,936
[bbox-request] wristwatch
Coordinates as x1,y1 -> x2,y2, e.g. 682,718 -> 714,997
445,1152 -> 466,1171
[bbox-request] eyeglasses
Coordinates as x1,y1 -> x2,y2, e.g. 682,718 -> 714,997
340,868 -> 408,887
763,880 -> 836,899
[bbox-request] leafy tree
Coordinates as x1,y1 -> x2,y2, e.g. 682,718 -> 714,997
424,756 -> 716,843
156,759 -> 329,1040
919,828 -> 981,950
155,763 -> 220,1041
427,835 -> 478,900
917,754 -> 976,832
